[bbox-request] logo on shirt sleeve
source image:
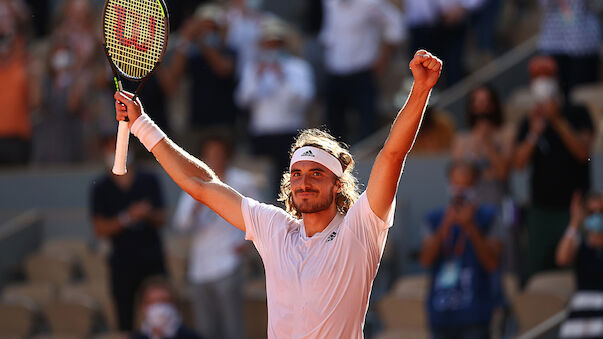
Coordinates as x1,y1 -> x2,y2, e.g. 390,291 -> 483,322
326,231 -> 337,242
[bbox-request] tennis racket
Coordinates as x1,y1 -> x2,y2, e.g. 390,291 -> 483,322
102,0 -> 169,175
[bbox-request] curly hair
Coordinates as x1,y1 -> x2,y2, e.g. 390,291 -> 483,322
278,129 -> 359,218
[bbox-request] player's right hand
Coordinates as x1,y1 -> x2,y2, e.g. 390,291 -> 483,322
114,91 -> 143,129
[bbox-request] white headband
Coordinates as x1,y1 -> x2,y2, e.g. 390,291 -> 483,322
290,146 -> 343,177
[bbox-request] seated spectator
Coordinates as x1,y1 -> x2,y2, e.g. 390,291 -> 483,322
412,106 -> 456,154
513,55 -> 594,278
420,161 -> 503,339
173,132 -> 259,339
452,85 -> 513,206
90,134 -> 167,331
557,191 -> 603,339
132,276 -> 204,339
235,17 -> 314,195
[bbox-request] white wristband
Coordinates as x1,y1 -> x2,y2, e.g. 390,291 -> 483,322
131,113 -> 166,152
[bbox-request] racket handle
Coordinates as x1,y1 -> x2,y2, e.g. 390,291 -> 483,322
113,120 -> 130,175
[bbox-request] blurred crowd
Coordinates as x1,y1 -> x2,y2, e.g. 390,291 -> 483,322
1,0 -> 602,338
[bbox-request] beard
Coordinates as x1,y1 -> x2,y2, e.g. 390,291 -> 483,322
292,189 -> 335,214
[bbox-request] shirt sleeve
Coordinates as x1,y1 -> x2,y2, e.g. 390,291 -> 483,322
241,197 -> 293,256
344,192 -> 396,247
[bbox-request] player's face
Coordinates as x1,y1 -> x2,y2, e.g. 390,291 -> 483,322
290,161 -> 339,214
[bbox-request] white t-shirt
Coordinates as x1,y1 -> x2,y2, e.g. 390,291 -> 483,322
242,192 -> 395,339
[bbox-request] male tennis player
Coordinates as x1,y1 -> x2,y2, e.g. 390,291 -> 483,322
115,50 -> 442,338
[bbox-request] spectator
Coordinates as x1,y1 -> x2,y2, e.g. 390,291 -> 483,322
412,106 -> 456,154
235,17 -> 314,195
90,134 -> 167,331
537,0 -> 601,97
0,0 -> 33,165
557,191 -> 603,339
420,161 -> 503,339
513,55 -> 594,278
132,276 -> 204,339
224,0 -> 266,74
166,3 -> 239,148
173,132 -> 259,339
320,0 -> 404,143
452,85 -> 513,206
404,0 -> 485,87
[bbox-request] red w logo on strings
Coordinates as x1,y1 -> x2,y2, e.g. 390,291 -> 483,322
114,5 -> 156,52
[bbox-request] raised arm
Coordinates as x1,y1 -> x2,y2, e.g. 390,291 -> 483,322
114,92 -> 246,231
366,50 -> 441,220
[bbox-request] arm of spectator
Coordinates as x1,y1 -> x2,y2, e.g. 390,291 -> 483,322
92,215 -> 124,238
512,114 -> 543,169
549,113 -> 593,164
201,44 -> 235,77
420,210 -> 454,267
483,139 -> 511,180
367,51 -> 441,221
457,205 -> 502,272
556,192 -> 583,266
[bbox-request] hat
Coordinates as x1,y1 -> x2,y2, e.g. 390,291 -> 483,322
259,17 -> 289,43
194,4 -> 224,25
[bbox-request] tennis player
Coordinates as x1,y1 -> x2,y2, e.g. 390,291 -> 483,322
115,50 -> 442,338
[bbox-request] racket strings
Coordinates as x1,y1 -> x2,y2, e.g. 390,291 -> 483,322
104,0 -> 166,78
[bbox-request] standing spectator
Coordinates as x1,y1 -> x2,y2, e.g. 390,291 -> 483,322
420,161 -> 503,339
235,17 -> 314,194
538,0 -> 601,97
452,85 -> 513,206
557,191 -> 603,339
132,276 -> 204,339
320,0 -> 404,143
513,56 -> 594,278
224,0 -> 265,74
166,3 -> 239,148
90,135 -> 167,331
173,133 -> 259,339
0,0 -> 33,165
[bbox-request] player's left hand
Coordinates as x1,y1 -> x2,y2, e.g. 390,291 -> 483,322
410,50 -> 442,90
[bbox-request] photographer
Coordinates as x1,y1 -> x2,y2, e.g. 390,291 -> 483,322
420,160 -> 503,339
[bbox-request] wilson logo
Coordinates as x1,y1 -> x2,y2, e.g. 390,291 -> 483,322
114,5 -> 156,52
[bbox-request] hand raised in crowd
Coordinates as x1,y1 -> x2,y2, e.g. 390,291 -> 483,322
410,50 -> 442,90
128,201 -> 153,223
454,203 -> 477,230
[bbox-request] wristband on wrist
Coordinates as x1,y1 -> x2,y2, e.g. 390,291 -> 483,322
131,113 -> 166,152
118,211 -> 131,227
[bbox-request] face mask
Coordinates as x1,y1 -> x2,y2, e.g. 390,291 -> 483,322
142,303 -> 180,339
585,213 -> 603,233
51,49 -> 73,71
531,77 -> 559,103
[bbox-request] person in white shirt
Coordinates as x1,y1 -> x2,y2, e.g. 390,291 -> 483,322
172,133 -> 259,339
114,49 -> 442,338
236,17 -> 314,194
320,0 -> 404,143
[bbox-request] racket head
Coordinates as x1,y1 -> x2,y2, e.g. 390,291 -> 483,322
102,0 -> 169,82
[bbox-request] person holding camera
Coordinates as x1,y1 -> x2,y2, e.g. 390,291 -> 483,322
420,160 -> 503,339
513,55 -> 594,278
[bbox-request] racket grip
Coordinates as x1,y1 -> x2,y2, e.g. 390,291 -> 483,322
112,120 -> 130,175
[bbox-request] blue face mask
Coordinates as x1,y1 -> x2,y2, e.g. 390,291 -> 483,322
585,213 -> 603,233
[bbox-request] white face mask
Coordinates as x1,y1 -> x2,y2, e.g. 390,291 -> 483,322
142,303 -> 181,339
531,77 -> 559,103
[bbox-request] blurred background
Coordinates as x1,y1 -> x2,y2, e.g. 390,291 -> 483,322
0,0 -> 602,338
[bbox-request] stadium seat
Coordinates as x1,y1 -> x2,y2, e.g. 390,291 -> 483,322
41,238 -> 89,261
79,250 -> 109,281
43,296 -> 98,338
2,282 -> 56,307
391,274 -> 429,300
0,298 -> 36,338
377,294 -> 427,332
24,252 -> 74,285
525,270 -> 575,302
59,282 -> 117,331
511,292 -> 566,336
